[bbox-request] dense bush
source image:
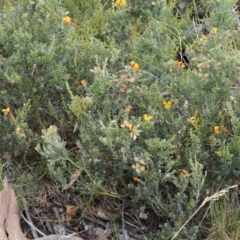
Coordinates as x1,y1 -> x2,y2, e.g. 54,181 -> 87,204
1,0 -> 240,238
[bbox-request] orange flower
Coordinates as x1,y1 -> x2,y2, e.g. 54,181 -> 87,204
179,168 -> 191,179
81,79 -> 87,86
125,105 -> 133,113
130,61 -> 140,72
211,28 -> 217,35
133,176 -> 140,182
63,16 -> 73,25
179,168 -> 186,174
174,60 -> 185,68
214,126 -> 220,134
163,101 -> 172,109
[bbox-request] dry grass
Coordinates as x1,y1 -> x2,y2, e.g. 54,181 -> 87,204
171,184 -> 238,240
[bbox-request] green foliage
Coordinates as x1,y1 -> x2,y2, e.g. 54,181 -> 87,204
1,0 -> 240,238
0,114 -> 27,156
35,125 -> 69,185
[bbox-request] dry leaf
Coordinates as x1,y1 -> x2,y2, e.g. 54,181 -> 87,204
119,230 -> 132,240
94,229 -> 111,240
39,192 -> 47,204
92,227 -> 105,236
62,168 -> 82,191
0,177 -> 27,240
92,206 -> 121,220
35,235 -> 84,240
65,205 -> 79,224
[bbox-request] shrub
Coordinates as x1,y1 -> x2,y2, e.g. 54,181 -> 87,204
2,0 -> 240,239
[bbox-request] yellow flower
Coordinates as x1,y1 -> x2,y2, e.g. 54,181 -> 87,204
16,127 -> 21,135
211,28 -> 217,35
63,16 -> 73,25
214,126 -> 220,134
143,114 -> 153,121
81,79 -> 87,86
130,61 -> 140,72
2,107 -> 10,115
15,127 -> 25,138
115,0 -> 127,7
132,163 -> 145,173
174,60 -> 185,68
163,101 -> 172,109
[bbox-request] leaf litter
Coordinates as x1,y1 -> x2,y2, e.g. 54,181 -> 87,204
0,177 -> 153,239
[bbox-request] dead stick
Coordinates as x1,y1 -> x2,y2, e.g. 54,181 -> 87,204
21,197 -> 39,239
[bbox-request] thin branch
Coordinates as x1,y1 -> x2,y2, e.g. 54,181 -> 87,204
21,197 -> 39,239
21,213 -> 46,237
